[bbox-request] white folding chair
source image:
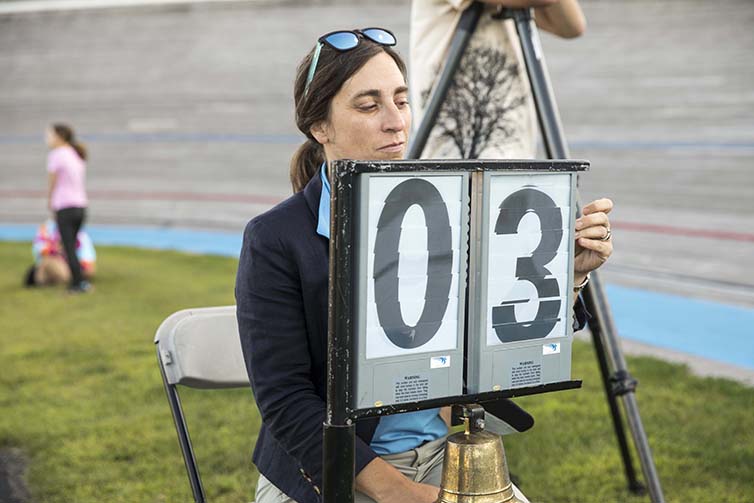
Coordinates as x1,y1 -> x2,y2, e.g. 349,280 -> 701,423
154,306 -> 250,503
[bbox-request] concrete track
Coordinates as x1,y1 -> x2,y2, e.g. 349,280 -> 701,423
1,0 -> 753,310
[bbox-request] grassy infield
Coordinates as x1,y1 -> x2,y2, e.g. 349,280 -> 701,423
0,242 -> 752,502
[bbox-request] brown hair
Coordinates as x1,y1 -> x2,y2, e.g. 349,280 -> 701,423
52,123 -> 87,161
289,36 -> 407,193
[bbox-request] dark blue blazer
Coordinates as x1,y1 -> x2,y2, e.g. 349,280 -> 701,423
235,174 -> 378,503
236,172 -> 590,502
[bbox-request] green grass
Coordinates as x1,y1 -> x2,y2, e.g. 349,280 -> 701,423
1,241 -> 753,502
0,242 -> 259,502
504,347 -> 754,502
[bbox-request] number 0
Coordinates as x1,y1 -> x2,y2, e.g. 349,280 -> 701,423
373,178 -> 453,349
492,187 -> 563,343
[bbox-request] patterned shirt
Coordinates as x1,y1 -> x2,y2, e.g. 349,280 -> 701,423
410,0 -> 538,159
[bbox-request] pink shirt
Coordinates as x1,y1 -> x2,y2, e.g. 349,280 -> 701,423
47,145 -> 88,211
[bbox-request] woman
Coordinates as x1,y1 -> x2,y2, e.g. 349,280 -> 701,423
46,123 -> 91,293
236,28 -> 613,503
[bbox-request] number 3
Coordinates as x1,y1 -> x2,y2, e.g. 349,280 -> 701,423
492,187 -> 562,343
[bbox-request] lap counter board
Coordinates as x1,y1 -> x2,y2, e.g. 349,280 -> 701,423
328,159 -> 587,412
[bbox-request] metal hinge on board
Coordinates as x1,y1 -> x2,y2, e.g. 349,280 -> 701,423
161,350 -> 174,366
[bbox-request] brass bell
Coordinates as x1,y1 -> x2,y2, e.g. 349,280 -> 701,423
437,404 -> 525,503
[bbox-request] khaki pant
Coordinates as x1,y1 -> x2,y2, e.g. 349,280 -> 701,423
254,436 -> 529,502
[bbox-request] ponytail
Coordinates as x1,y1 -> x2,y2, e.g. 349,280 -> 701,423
51,123 -> 87,161
289,139 -> 324,193
71,141 -> 87,161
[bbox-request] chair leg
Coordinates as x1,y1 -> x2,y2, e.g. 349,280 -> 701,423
157,347 -> 207,503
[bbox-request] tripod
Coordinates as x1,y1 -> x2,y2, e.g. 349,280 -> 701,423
409,4 -> 665,502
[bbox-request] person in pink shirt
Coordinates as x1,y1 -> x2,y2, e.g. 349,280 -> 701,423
46,123 -> 91,293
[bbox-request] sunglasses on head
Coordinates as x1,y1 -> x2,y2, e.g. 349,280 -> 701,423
304,28 -> 397,97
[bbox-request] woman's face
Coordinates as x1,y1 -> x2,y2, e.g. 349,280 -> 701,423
313,51 -> 411,162
46,128 -> 62,149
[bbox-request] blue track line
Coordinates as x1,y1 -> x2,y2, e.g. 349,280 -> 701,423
605,285 -> 754,370
1,223 -> 752,370
0,223 -> 241,257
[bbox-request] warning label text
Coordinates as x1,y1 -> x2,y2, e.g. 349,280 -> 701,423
511,360 -> 542,387
393,374 -> 430,403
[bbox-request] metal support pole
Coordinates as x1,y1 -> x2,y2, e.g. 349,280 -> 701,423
506,8 -> 665,502
323,423 -> 355,503
324,164 -> 356,503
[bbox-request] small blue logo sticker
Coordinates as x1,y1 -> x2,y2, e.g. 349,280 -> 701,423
430,355 -> 451,368
543,343 -> 561,355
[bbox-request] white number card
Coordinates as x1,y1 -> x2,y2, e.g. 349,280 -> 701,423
365,175 -> 465,359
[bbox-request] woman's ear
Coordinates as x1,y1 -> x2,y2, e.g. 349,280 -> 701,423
310,121 -> 330,145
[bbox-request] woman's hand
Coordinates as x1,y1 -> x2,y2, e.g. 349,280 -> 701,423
357,457 -> 440,503
574,198 -> 613,283
480,0 -> 586,39
379,481 -> 440,503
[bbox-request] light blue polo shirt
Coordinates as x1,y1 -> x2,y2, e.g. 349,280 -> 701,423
317,164 -> 448,455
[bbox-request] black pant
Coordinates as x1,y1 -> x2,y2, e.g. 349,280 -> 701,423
56,207 -> 86,286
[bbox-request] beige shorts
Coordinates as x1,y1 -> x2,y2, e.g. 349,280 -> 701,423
254,436 -> 529,503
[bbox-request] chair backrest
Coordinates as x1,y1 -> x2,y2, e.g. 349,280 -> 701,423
155,305 -> 253,503
154,305 -> 248,389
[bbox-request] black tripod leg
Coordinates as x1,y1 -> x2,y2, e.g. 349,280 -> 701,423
588,300 -> 645,494
585,274 -> 665,502
408,3 -> 665,501
507,7 -> 666,502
